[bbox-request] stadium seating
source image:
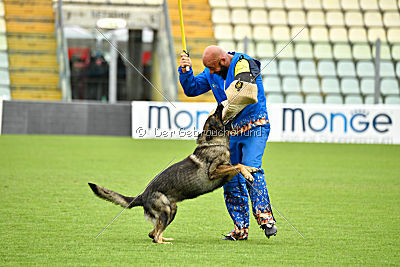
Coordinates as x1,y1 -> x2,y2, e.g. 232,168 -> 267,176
208,0 -> 400,104
168,0 -> 216,102
0,2 -> 10,100
3,0 -> 61,100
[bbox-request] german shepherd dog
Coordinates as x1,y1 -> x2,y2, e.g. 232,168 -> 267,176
88,104 -> 258,244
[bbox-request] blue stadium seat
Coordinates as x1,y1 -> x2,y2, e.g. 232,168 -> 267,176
396,62 -> 400,77
298,60 -> 317,76
341,78 -> 360,94
305,94 -> 323,104
325,94 -> 343,104
0,51 -> 8,68
264,76 -> 281,93
0,86 -> 11,100
380,79 -> 399,95
321,78 -> 340,94
282,77 -> 301,93
318,60 -> 336,77
302,77 -> 320,94
0,69 -> 10,86
380,61 -> 395,77
337,61 -> 356,77
360,78 -> 375,95
279,60 -> 297,76
261,59 -> 278,76
286,93 -> 304,103
365,95 -> 383,104
345,95 -> 363,104
266,93 -> 284,103
356,61 -> 375,77
385,95 -> 400,104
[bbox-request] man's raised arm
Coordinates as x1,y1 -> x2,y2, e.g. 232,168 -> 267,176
178,53 -> 211,97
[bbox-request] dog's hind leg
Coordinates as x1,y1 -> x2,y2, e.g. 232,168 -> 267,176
146,192 -> 174,244
161,203 -> 177,241
153,210 -> 172,244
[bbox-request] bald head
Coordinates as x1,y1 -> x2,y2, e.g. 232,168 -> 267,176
202,46 -> 232,77
202,45 -> 226,67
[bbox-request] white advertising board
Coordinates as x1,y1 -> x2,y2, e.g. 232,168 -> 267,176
131,101 -> 400,144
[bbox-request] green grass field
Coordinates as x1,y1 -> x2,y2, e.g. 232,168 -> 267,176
0,135 -> 399,265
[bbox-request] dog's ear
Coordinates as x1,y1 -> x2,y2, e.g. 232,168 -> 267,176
214,103 -> 224,120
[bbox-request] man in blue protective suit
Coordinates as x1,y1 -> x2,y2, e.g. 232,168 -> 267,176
179,45 -> 277,240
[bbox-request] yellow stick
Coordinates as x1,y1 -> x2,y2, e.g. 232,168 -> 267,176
178,0 -> 190,71
178,0 -> 186,51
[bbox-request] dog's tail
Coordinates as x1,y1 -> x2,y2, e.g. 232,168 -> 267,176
88,183 -> 143,208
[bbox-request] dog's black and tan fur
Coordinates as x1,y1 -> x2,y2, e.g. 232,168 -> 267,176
89,104 -> 258,244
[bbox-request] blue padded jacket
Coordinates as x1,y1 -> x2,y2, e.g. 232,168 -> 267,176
178,52 -> 269,130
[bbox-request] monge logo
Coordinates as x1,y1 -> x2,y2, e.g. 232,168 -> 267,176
148,105 -> 210,130
282,108 -> 393,133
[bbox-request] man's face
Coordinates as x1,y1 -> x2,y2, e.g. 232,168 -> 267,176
208,60 -> 228,79
215,62 -> 229,79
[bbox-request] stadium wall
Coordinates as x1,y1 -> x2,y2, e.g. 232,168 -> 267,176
1,101 -> 131,136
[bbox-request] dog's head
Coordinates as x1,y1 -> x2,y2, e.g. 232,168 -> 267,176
196,104 -> 232,145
